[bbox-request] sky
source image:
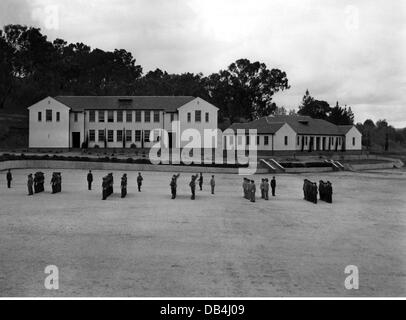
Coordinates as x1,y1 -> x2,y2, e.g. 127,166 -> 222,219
1,0 -> 405,127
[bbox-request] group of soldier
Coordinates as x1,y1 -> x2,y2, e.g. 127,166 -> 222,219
50,172 -> 62,194
303,179 -> 333,204
318,180 -> 333,204
170,173 -> 215,200
243,177 -> 277,202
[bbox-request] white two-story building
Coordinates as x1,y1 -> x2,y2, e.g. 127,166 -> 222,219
28,96 -> 219,149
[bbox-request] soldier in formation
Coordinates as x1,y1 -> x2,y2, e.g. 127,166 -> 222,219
303,179 -> 318,204
264,178 -> 269,200
34,172 -> 45,193
170,174 -> 180,199
260,179 -> 266,199
210,175 -> 215,195
250,180 -> 256,203
121,174 -> 128,198
51,172 -> 62,194
319,180 -> 333,203
189,174 -> 199,200
102,173 -> 114,200
87,170 -> 93,190
198,173 -> 204,191
6,169 -> 12,188
137,172 -> 143,192
271,176 -> 276,197
27,174 -> 34,196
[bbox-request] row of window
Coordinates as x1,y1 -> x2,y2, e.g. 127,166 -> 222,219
89,129 -> 161,143
88,110 -> 162,123
226,135 -> 285,146
296,136 -> 344,146
187,111 -> 210,123
38,110 -> 60,122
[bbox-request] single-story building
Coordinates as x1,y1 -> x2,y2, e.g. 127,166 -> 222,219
224,115 -> 362,153
28,96 -> 219,149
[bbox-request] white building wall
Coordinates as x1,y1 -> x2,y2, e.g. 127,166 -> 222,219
85,110 -> 165,149
345,126 -> 362,151
272,124 -> 297,151
178,98 -> 219,149
28,97 -> 70,148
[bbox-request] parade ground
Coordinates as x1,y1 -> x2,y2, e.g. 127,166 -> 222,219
0,168 -> 405,297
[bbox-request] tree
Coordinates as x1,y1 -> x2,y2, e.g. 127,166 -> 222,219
298,90 -> 331,119
328,102 -> 354,125
206,58 -> 290,122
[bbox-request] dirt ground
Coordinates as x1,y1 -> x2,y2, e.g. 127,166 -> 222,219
0,168 -> 405,297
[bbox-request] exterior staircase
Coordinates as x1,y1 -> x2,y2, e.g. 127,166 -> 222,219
260,158 -> 286,173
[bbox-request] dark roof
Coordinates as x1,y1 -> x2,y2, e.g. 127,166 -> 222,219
228,119 -> 285,134
228,115 -> 349,135
338,125 -> 355,134
54,96 -> 196,112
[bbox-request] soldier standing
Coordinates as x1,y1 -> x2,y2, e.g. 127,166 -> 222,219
264,178 -> 270,200
121,174 -> 128,198
170,173 -> 180,199
6,169 -> 12,188
260,179 -> 265,199
327,181 -> 333,203
27,174 -> 34,196
250,180 -> 256,203
198,173 -> 203,191
137,172 -> 144,192
102,177 -> 108,200
87,170 -> 93,191
190,174 -> 199,200
210,175 -> 215,195
271,176 -> 276,197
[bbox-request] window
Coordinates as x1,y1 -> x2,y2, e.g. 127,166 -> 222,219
46,109 -> 52,122
145,111 -> 151,123
117,130 -> 123,142
98,130 -> 105,142
257,136 -> 260,145
144,130 -> 151,142
135,110 -> 142,122
89,110 -> 95,122
89,130 -> 95,142
117,111 -> 123,122
126,111 -> 132,123
297,136 -> 300,146
353,137 -> 355,146
154,111 -> 160,123
170,113 -> 175,122
264,136 -> 269,146
108,130 -> 114,142
187,113 -> 191,123
284,136 -> 288,146
229,136 -> 234,145
108,111 -> 114,123
238,136 -> 243,145
153,129 -> 161,142
205,112 -> 209,123
126,130 -> 132,142
98,111 -> 105,123
73,113 -> 78,122
38,112 -> 42,122
56,112 -> 60,122
135,130 -> 141,142
195,110 -> 202,122
246,135 -> 250,145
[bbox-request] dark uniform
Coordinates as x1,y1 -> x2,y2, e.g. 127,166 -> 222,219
271,177 -> 276,197
87,171 -> 93,190
264,179 -> 269,200
27,174 -> 33,196
190,174 -> 199,200
137,173 -> 143,192
121,174 -> 127,198
250,180 -> 256,203
210,176 -> 215,195
170,174 -> 180,199
260,179 -> 265,199
198,173 -> 203,191
6,170 -> 12,188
